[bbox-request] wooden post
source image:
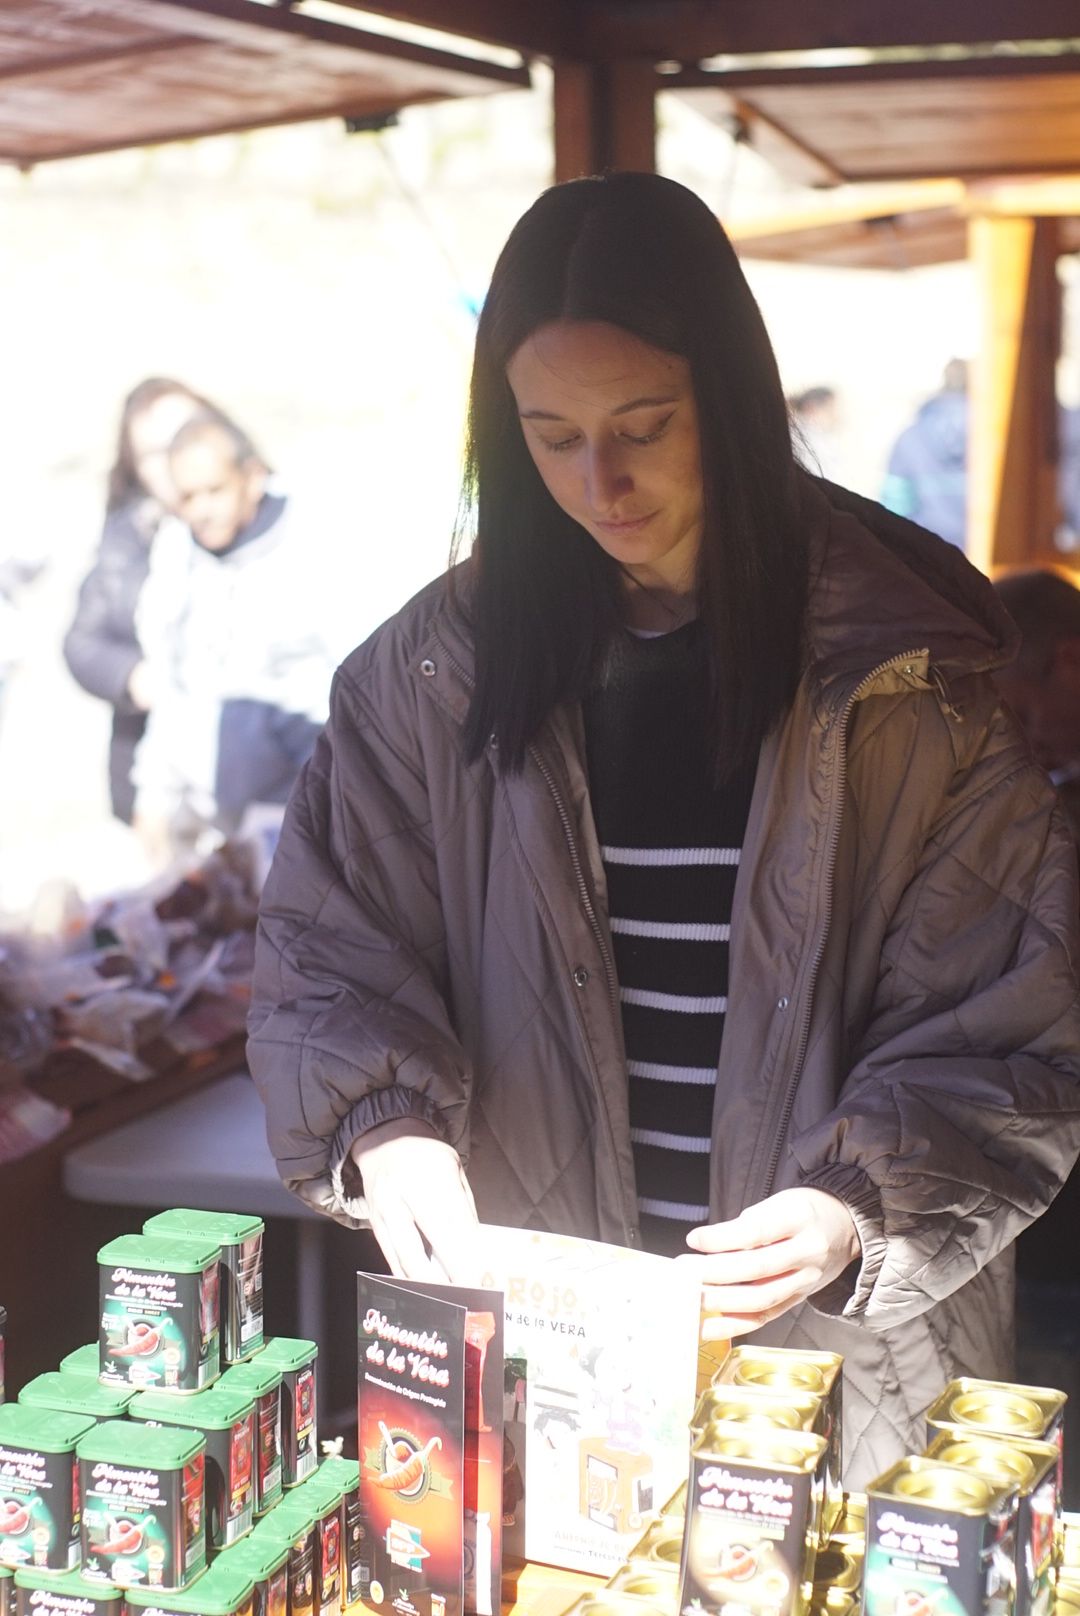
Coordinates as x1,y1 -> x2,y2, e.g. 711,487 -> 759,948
967,213 -> 1061,573
552,57 -> 656,181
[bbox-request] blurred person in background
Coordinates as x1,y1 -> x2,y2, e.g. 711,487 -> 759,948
63,378 -> 217,823
994,569 -> 1080,840
881,357 -> 969,549
131,412 -> 345,867
788,385 -> 846,483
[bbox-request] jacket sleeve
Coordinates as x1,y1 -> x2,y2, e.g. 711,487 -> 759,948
246,654 -> 473,1226
791,701 -> 1080,1330
63,515 -> 146,712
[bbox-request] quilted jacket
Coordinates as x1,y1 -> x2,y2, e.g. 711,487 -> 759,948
248,478 -> 1080,1485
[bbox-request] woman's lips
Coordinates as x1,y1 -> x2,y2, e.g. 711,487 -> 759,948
592,511 -> 657,533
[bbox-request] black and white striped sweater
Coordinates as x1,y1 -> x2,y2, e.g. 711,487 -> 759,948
583,621 -> 756,1257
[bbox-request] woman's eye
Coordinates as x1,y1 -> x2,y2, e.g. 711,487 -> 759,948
622,413 -> 674,446
541,434 -> 580,454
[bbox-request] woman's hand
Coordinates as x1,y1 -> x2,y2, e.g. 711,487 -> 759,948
351,1132 -> 480,1284
675,1188 -> 861,1340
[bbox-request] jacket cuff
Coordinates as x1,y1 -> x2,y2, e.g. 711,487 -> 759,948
328,1088 -> 449,1221
798,1162 -> 887,1320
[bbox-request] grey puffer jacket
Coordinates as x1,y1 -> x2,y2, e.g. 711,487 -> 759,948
248,480 -> 1080,1486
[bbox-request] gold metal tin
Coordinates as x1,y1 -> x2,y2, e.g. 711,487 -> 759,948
605,1568 -> 679,1609
926,1378 -> 1067,1445
1061,1523 -> 1080,1570
625,1522 -> 684,1572
691,1384 -> 820,1438
924,1435 -> 1036,1491
1055,1581 -> 1080,1616
828,1493 -> 866,1544
562,1597 -> 670,1616
812,1546 -> 862,1593
889,1463 -> 995,1511
810,1591 -> 858,1616
694,1422 -> 826,1474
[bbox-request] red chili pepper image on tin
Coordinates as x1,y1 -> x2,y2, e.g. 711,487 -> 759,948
370,1423 -> 443,1499
0,1500 -> 30,1536
716,1543 -> 757,1582
108,1322 -> 162,1358
100,1518 -> 146,1556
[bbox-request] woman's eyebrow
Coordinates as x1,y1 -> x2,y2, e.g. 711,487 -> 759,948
519,393 -> 679,422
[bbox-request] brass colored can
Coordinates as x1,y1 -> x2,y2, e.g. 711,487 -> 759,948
925,1378 -> 1066,1459
864,1457 -> 1018,1616
1061,1522 -> 1080,1570
811,1545 -> 862,1593
827,1493 -> 866,1545
605,1568 -> 679,1609
691,1384 -> 820,1438
659,1482 -> 686,1519
561,1597 -> 671,1616
809,1591 -> 858,1616
924,1436 -> 1035,1492
681,1421 -> 827,1616
1056,1579 -> 1080,1616
625,1521 -> 684,1572
714,1347 -> 843,1544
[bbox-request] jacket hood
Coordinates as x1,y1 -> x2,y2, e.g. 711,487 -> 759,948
804,476 -> 1018,700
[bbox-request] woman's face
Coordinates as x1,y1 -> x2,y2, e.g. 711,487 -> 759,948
506,320 -> 705,595
127,392 -> 202,508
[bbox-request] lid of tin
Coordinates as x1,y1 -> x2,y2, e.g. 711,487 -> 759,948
19,1372 -> 135,1420
692,1419 -> 827,1472
267,1494 -> 320,1533
76,1417 -> 206,1468
259,1338 -> 317,1373
58,1344 -> 99,1377
925,1433 -> 1036,1490
868,1457 -> 1001,1513
14,1569 -> 125,1601
218,1534 -> 290,1578
219,1361 -> 281,1398
143,1210 -> 264,1246
126,1561 -> 255,1614
0,1403 -> 98,1452
98,1234 -> 221,1274
129,1386 -> 255,1430
315,1456 -> 359,1491
286,1470 -> 344,1512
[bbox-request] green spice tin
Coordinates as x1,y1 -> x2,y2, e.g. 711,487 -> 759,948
0,1567 -> 11,1616
0,1405 -> 97,1572
19,1376 -> 135,1425
57,1350 -> 98,1381
143,1213 -> 264,1366
126,1558 -> 255,1616
98,1238 -> 221,1395
130,1389 -> 254,1552
255,1344 -> 316,1488
314,1458 -> 361,1609
217,1532 -> 288,1616
14,1568 -> 125,1616
217,1367 -> 281,1516
255,1506 -> 315,1616
276,1473 -> 342,1616
78,1419 -> 207,1592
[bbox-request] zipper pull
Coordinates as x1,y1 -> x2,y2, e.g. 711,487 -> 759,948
929,664 -> 964,722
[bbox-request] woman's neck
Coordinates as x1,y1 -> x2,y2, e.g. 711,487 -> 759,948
620,575 -> 698,633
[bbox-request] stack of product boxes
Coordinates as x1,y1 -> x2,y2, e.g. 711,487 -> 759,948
0,1210 -> 361,1616
556,1347 -> 1077,1616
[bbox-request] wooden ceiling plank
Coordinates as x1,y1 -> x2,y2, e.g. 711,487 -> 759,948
324,0 -> 575,59
577,0 -> 1080,62
669,51 -> 1080,91
0,35 -> 197,84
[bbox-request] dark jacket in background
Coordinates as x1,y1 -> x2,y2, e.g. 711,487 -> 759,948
63,500 -> 156,823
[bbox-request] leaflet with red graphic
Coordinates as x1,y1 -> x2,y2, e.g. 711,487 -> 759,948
356,1273 -> 503,1616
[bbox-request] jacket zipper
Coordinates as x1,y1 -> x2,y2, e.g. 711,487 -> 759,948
760,647 -> 929,1197
429,631 -> 634,1240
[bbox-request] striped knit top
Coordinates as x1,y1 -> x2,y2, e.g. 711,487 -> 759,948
582,621 -> 756,1258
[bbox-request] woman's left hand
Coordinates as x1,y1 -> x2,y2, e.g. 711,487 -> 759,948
675,1188 -> 861,1340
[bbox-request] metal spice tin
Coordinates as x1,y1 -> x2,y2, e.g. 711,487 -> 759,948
691,1385 -> 821,1438
605,1567 -> 680,1610
14,1568 -> 125,1616
809,1591 -> 858,1616
0,1405 -> 97,1573
864,1456 -> 1019,1616
562,1596 -> 672,1616
77,1419 -> 207,1592
811,1544 -> 862,1594
143,1213 -> 264,1366
97,1237 -> 221,1395
259,1505 -> 316,1616
659,1482 -> 686,1519
276,1472 -> 343,1616
313,1457 -> 361,1609
125,1558 -> 255,1616
715,1346 -> 843,1543
0,1569 -> 10,1616
924,1432 -> 1059,1616
218,1366 -> 282,1518
625,1521 -> 685,1573
681,1421 -> 828,1616
18,1376 -> 135,1425
130,1386 -> 255,1552
925,1379 -> 1066,1458
827,1493 -> 866,1545
255,1343 -> 316,1489
1062,1521 -> 1080,1570
215,1532 -> 289,1616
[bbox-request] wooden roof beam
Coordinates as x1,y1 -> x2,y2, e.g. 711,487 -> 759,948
318,0 -> 576,58
577,1 -> 1080,63
0,35 -> 196,83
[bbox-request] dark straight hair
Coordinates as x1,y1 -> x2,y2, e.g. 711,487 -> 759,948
454,170 -> 808,778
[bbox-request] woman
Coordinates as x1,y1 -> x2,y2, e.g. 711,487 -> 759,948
248,173 -> 1080,1485
63,377 -> 215,823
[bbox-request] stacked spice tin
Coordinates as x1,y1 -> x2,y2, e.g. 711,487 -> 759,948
0,1208 -> 339,1616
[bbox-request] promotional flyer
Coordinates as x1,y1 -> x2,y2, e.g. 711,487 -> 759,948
356,1274 -> 504,1616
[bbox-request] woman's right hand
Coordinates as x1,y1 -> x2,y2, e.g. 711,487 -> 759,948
350,1131 -> 480,1284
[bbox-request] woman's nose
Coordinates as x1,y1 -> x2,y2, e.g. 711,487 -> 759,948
584,444 -> 632,511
